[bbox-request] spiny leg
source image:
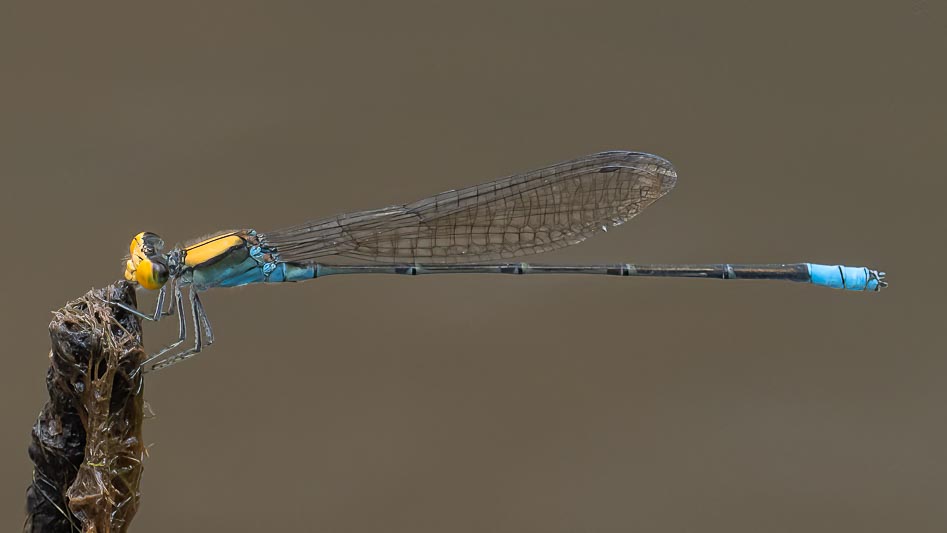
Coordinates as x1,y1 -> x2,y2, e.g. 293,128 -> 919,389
106,284 -> 167,322
147,288 -> 209,373
159,278 -> 178,317
193,290 -> 214,345
140,284 -> 187,372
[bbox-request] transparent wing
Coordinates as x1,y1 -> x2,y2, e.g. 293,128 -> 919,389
260,151 -> 677,264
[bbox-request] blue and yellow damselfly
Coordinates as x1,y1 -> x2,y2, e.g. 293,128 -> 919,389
109,151 -> 886,372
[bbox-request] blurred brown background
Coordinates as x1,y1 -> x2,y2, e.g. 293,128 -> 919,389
1,2 -> 944,532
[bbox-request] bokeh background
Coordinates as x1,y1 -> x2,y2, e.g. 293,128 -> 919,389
2,2 -> 944,532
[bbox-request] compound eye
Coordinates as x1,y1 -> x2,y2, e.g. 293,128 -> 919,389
141,232 -> 165,254
130,231 -> 165,257
135,257 -> 169,290
152,260 -> 170,284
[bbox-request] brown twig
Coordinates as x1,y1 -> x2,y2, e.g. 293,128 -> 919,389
26,281 -> 146,533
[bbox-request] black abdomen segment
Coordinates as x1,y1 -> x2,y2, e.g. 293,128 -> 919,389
314,263 -> 812,281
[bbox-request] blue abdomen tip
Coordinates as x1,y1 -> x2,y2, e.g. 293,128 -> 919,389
808,264 -> 886,291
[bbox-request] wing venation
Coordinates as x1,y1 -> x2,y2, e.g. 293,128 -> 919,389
261,151 -> 677,264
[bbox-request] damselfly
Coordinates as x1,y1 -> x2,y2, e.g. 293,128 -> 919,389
108,151 -> 885,372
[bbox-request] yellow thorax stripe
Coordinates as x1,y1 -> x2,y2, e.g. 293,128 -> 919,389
184,233 -> 245,267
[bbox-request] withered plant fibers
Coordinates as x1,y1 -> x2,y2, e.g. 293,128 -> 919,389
26,281 -> 146,533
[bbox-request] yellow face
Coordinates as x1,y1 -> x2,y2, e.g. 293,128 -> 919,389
125,232 -> 170,290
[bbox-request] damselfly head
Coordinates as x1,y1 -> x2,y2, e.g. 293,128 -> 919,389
125,232 -> 170,290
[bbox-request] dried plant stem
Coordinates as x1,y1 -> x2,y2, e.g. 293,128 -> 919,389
26,281 -> 146,533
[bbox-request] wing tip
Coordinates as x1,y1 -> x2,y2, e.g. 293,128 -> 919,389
596,150 -> 678,194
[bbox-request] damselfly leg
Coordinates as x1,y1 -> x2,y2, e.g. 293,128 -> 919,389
138,283 -> 188,372
147,289 -> 213,373
107,284 -> 168,322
